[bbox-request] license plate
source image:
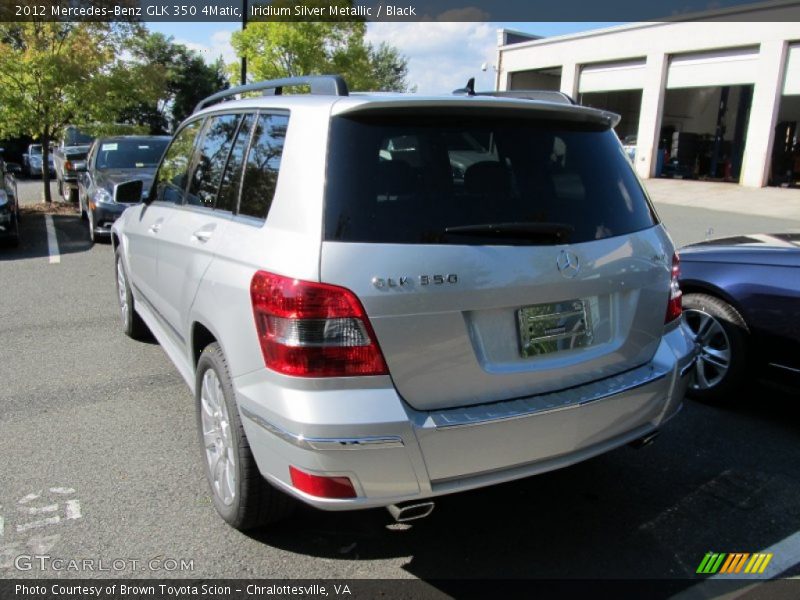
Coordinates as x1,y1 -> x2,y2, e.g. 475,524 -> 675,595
517,299 -> 593,357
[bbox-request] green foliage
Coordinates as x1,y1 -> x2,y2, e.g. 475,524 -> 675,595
0,22 -> 165,201
120,32 -> 229,133
231,1 -> 410,92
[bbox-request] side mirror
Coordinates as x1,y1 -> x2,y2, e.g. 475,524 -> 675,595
113,179 -> 144,204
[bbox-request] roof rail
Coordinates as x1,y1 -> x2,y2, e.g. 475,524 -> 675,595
194,75 -> 349,113
475,90 -> 576,105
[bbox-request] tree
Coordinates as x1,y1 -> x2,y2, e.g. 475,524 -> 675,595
0,22 -> 164,203
230,1 -> 411,92
120,32 -> 229,134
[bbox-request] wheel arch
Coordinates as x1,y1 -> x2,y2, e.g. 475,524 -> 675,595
191,320 -> 219,371
679,278 -> 751,332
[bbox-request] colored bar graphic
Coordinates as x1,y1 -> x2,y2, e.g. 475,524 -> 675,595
697,552 -> 772,575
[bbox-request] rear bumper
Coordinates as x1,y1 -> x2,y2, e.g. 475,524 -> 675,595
236,324 -> 697,510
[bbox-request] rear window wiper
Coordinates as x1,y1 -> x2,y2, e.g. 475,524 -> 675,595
444,222 -> 574,243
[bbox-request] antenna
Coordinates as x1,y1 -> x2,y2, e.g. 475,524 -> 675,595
452,78 -> 476,96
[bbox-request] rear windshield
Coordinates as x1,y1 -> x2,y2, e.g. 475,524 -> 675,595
324,113 -> 658,245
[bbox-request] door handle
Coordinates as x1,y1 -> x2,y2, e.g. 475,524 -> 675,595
148,222 -> 162,234
191,228 -> 213,243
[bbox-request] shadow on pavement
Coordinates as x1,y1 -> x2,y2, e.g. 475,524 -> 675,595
246,380 -> 799,592
0,211 -> 94,261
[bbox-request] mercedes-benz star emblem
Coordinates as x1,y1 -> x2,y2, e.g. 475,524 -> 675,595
556,249 -> 581,278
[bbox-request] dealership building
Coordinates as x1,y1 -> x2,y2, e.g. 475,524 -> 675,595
495,1 -> 800,187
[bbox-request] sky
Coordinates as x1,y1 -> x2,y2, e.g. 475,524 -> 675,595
147,21 -> 623,93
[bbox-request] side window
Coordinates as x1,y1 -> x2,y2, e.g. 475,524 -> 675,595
187,114 -> 241,209
153,120 -> 202,205
217,114 -> 255,213
239,113 -> 289,220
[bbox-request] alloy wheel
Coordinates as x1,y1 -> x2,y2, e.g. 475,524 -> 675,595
200,369 -> 237,506
683,309 -> 732,390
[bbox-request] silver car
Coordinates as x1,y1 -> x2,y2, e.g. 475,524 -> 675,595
111,75 -> 696,530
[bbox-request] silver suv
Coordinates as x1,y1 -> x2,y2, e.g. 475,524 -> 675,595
112,75 -> 696,530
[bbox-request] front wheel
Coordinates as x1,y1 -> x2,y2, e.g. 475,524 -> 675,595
114,248 -> 148,340
196,342 -> 295,530
682,293 -> 749,403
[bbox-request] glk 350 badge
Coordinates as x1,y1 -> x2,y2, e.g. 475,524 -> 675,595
372,274 -> 458,288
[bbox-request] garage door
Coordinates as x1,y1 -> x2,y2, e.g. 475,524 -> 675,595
667,46 -> 759,89
578,59 -> 646,93
783,43 -> 800,95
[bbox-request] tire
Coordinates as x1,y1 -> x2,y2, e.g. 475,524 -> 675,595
67,186 -> 77,203
682,293 -> 749,403
57,177 -> 64,199
114,248 -> 148,340
196,342 -> 295,530
87,210 -> 96,244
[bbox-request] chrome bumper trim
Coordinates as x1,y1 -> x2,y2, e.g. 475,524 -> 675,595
429,362 -> 670,430
240,406 -> 405,450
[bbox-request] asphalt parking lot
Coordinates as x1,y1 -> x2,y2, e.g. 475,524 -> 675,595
1,179 -> 799,591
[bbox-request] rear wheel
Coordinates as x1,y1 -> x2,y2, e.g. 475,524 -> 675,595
683,293 -> 748,403
114,248 -> 148,340
196,342 -> 295,530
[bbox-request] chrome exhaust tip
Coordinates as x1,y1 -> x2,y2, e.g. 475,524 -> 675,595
629,430 -> 660,449
387,501 -> 435,522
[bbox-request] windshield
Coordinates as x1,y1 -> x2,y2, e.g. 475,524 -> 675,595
30,145 -> 42,155
64,127 -> 94,146
324,112 -> 658,245
95,139 -> 169,170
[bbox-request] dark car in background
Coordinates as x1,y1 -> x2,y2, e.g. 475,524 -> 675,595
78,135 -> 170,242
0,151 -> 21,247
54,126 -> 94,202
22,144 -> 55,178
679,233 -> 800,401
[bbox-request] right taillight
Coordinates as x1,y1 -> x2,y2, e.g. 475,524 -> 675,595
250,271 -> 389,377
64,160 -> 73,171
665,252 -> 682,323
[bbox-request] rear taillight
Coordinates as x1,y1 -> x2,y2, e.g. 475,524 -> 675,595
289,466 -> 357,499
665,252 -> 682,323
64,160 -> 73,171
250,271 -> 389,377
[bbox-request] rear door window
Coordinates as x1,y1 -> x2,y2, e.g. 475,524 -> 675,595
238,113 -> 289,220
153,120 -> 203,205
324,113 -> 658,245
187,114 -> 241,209
217,114 -> 255,213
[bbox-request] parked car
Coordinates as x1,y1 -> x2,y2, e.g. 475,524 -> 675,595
679,233 -> 800,401
22,144 -> 56,178
111,75 -> 696,530
0,150 -> 21,246
53,126 -> 93,202
78,136 -> 170,243
622,134 -> 637,163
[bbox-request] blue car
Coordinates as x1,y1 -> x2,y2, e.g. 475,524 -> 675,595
679,234 -> 800,402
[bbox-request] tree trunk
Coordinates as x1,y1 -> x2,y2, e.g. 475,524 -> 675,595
41,132 -> 52,204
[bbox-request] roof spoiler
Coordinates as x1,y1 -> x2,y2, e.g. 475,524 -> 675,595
194,75 -> 349,113
451,78 -> 576,105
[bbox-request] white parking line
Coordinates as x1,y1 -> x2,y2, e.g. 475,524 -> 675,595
45,215 -> 60,264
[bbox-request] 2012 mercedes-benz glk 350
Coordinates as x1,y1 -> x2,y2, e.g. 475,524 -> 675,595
111,75 -> 696,529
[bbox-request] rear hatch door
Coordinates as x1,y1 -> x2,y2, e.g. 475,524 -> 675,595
320,106 -> 672,411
